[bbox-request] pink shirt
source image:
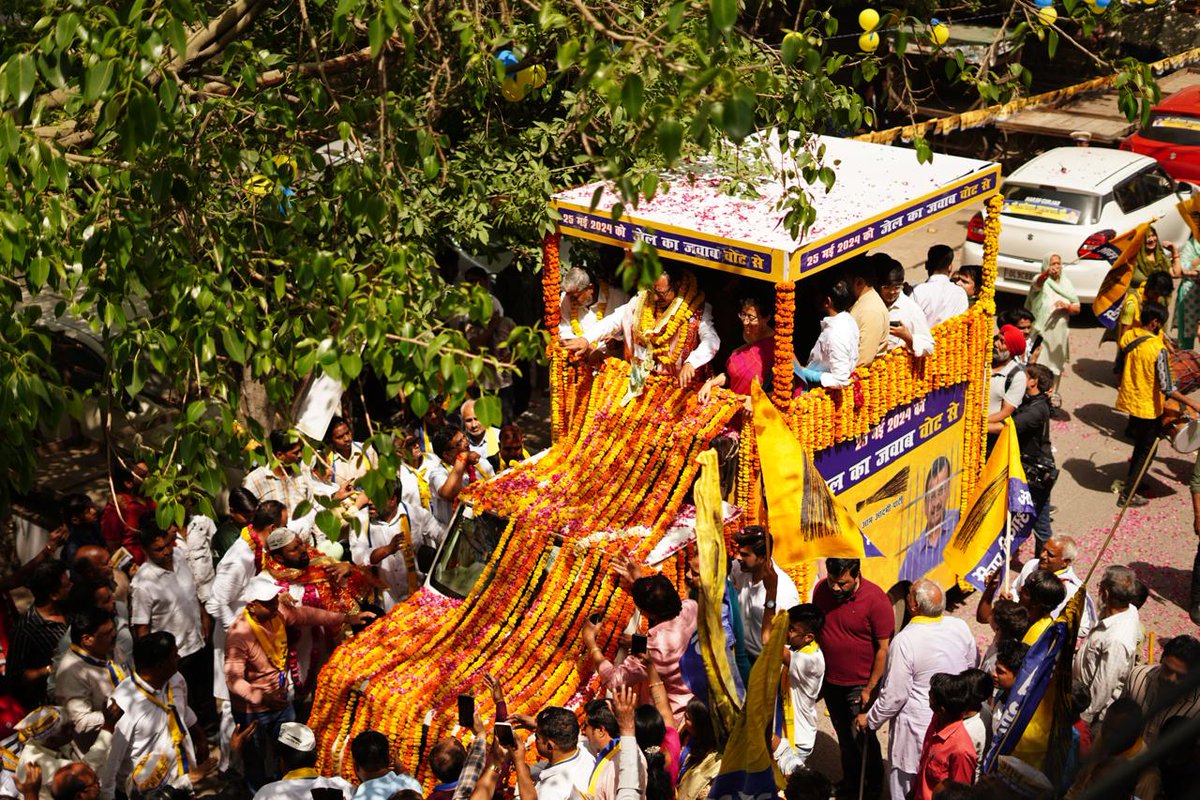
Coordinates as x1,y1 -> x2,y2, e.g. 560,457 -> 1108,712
597,600 -> 698,727
224,604 -> 343,712
914,718 -> 977,800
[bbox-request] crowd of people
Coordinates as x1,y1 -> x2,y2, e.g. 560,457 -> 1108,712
1,222 -> 1200,800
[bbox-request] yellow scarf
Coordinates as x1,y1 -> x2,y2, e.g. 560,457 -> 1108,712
407,464 -> 432,510
132,674 -> 191,776
244,607 -> 287,671
284,768 -> 319,780
69,644 -> 126,688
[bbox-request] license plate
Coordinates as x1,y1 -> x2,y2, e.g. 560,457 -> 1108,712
1001,268 -> 1034,284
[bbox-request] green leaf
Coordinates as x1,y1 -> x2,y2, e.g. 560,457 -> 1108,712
557,39 -> 580,72
621,74 -> 644,119
722,87 -> 755,143
1047,29 -> 1058,60
83,60 -> 113,103
221,327 -> 246,363
315,510 -> 342,541
475,394 -> 502,428
8,54 -> 36,107
710,0 -> 737,31
55,14 -> 79,50
186,400 -> 206,424
368,15 -> 387,58
657,119 -> 683,164
340,351 -> 363,379
408,390 -> 429,419
27,257 -> 49,289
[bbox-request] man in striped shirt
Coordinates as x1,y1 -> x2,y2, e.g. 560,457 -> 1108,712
1122,634 -> 1200,743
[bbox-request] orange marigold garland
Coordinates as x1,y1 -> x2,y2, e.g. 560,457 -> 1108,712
543,232 -> 562,335
772,281 -> 795,405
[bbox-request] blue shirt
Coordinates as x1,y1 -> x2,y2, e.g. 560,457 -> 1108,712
353,772 -> 421,800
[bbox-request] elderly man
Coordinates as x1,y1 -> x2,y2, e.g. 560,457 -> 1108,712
557,267 -> 629,341
563,263 -> 719,389
813,558 -> 894,800
459,399 -> 500,464
14,708 -> 107,800
1123,634 -> 1200,744
1007,535 -> 1096,639
855,580 -> 976,800
1074,565 -> 1142,726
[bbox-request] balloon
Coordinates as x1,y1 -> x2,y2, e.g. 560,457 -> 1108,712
1035,0 -> 1052,7
496,50 -> 519,71
1142,0 -> 1156,5
1096,0 -> 1111,7
501,76 -> 527,101
858,8 -> 880,31
931,21 -> 949,46
859,31 -> 880,52
1037,6 -> 1057,24
244,175 -> 273,197
528,64 -> 547,88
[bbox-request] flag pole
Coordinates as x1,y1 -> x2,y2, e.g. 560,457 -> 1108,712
1083,440 -> 1159,586
1003,509 -> 1013,597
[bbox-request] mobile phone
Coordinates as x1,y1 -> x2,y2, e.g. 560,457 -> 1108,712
588,612 -> 603,624
889,320 -> 901,327
631,633 -> 648,656
495,722 -> 517,748
457,694 -> 475,729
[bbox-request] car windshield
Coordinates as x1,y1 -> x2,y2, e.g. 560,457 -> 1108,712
429,507 -> 510,599
1139,113 -> 1200,146
1001,184 -> 1097,225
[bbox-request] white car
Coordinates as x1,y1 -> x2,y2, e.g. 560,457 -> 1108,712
962,147 -> 1194,303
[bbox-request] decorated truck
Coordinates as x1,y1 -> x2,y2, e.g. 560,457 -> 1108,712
310,135 -> 1004,781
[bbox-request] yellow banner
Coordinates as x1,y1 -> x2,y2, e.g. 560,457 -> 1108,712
1091,222 -> 1152,329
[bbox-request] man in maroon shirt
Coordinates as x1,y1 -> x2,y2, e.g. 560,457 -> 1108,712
813,558 -> 894,799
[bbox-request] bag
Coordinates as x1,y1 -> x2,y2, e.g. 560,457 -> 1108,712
1113,334 -> 1153,376
1022,457 -> 1059,492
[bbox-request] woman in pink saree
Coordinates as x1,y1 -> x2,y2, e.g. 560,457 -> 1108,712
698,295 -> 774,409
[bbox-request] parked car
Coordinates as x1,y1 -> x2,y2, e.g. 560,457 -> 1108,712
962,147 -> 1193,302
1120,85 -> 1200,186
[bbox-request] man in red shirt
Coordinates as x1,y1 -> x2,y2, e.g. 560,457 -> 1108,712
913,672 -> 977,800
812,558 -> 893,799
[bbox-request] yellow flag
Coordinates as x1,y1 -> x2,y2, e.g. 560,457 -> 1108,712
751,382 -> 865,563
1092,221 -> 1153,328
938,418 -> 1034,590
1178,194 -> 1200,241
693,449 -> 744,742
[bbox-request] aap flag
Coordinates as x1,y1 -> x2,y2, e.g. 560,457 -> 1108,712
1091,222 -> 1153,329
939,418 -> 1035,591
981,618 -> 1070,773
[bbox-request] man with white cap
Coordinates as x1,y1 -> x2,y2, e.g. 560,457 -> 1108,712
224,575 -> 373,790
15,707 -> 108,800
100,631 -> 212,800
250,723 -> 352,800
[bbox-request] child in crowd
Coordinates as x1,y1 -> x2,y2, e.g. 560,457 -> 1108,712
773,604 -> 825,776
989,640 -> 1030,736
959,669 -> 994,781
978,599 -> 1029,674
914,672 -> 978,800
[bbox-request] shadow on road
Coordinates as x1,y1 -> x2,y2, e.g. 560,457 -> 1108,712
1072,402 -> 1128,439
1071,357 -> 1118,391
1129,560 -> 1196,613
1061,456 -> 1125,495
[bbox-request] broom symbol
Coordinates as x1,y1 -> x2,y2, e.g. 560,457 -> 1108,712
855,466 -> 910,513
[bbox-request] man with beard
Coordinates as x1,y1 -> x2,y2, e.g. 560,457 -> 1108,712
562,264 -> 720,390
812,558 -> 893,800
987,325 -> 1027,453
899,456 -> 959,582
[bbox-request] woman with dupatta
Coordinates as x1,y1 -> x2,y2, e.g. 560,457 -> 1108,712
1131,224 -> 1181,288
698,294 -> 774,413
1175,205 -> 1200,349
1026,254 -> 1080,393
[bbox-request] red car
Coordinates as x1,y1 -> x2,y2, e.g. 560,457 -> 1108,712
1121,85 -> 1200,185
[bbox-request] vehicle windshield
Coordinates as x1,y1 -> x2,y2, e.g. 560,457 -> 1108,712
1001,184 -> 1098,225
1140,114 -> 1200,146
429,507 -> 510,599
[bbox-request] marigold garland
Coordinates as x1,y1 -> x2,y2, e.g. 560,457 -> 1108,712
634,271 -> 704,366
772,282 -> 795,405
543,233 -> 562,336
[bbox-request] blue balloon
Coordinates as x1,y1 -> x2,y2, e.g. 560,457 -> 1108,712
496,50 -> 519,72
1035,0 -> 1052,7
1095,0 -> 1110,7
931,17 -> 940,24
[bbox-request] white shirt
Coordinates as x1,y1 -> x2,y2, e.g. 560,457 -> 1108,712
535,749 -> 597,800
56,645 -> 128,748
100,673 -> 198,800
730,562 -> 801,658
181,515 -> 217,604
786,642 -> 825,753
887,293 -> 934,357
963,712 -> 990,781
398,463 -> 433,513
806,312 -> 859,388
353,771 -> 421,800
130,549 -> 205,658
1073,604 -> 1141,724
988,360 -> 1027,415
1010,560 -> 1096,640
19,736 -> 109,800
206,538 -> 255,631
865,615 -> 977,773
583,295 -> 720,372
466,428 -> 501,462
558,284 -> 630,340
913,274 -> 968,327
349,504 -> 441,610
253,772 -> 353,800
426,457 -> 493,526
327,443 -> 377,487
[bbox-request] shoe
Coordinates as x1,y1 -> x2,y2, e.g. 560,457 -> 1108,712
1119,494 -> 1148,507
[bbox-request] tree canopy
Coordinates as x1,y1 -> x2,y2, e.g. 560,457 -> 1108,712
0,0 -> 1164,521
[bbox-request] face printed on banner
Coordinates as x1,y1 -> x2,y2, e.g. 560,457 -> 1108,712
924,459 -> 952,530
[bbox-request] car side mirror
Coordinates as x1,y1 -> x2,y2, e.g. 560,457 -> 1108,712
1178,181 -> 1194,197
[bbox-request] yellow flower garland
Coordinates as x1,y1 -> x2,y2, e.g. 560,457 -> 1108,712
635,271 -> 703,366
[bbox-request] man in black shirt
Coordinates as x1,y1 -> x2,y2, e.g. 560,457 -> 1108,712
1011,364 -> 1056,557
9,560 -> 72,708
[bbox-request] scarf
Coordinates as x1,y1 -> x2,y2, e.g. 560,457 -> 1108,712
131,674 -> 191,776
1133,237 -> 1172,284
68,644 -> 126,688
244,608 -> 287,671
1025,260 -> 1079,333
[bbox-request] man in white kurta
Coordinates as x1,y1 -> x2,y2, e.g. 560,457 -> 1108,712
1010,535 -> 1096,639
912,245 -> 968,327
858,580 -> 976,800
1073,565 -> 1142,725
558,268 -> 629,341
349,496 -> 441,610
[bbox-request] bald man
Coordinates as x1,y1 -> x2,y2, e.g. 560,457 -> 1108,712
51,763 -> 100,800
855,580 -> 977,800
70,546 -> 129,605
459,399 -> 501,465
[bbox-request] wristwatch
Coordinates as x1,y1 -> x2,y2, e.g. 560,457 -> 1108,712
763,600 -> 776,610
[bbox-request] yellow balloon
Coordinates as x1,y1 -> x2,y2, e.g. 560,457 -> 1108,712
501,77 -> 527,101
931,23 -> 949,46
244,175 -> 274,197
528,64 -> 547,89
1037,6 -> 1057,24
1143,0 -> 1157,5
858,8 -> 880,32
859,31 -> 880,52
